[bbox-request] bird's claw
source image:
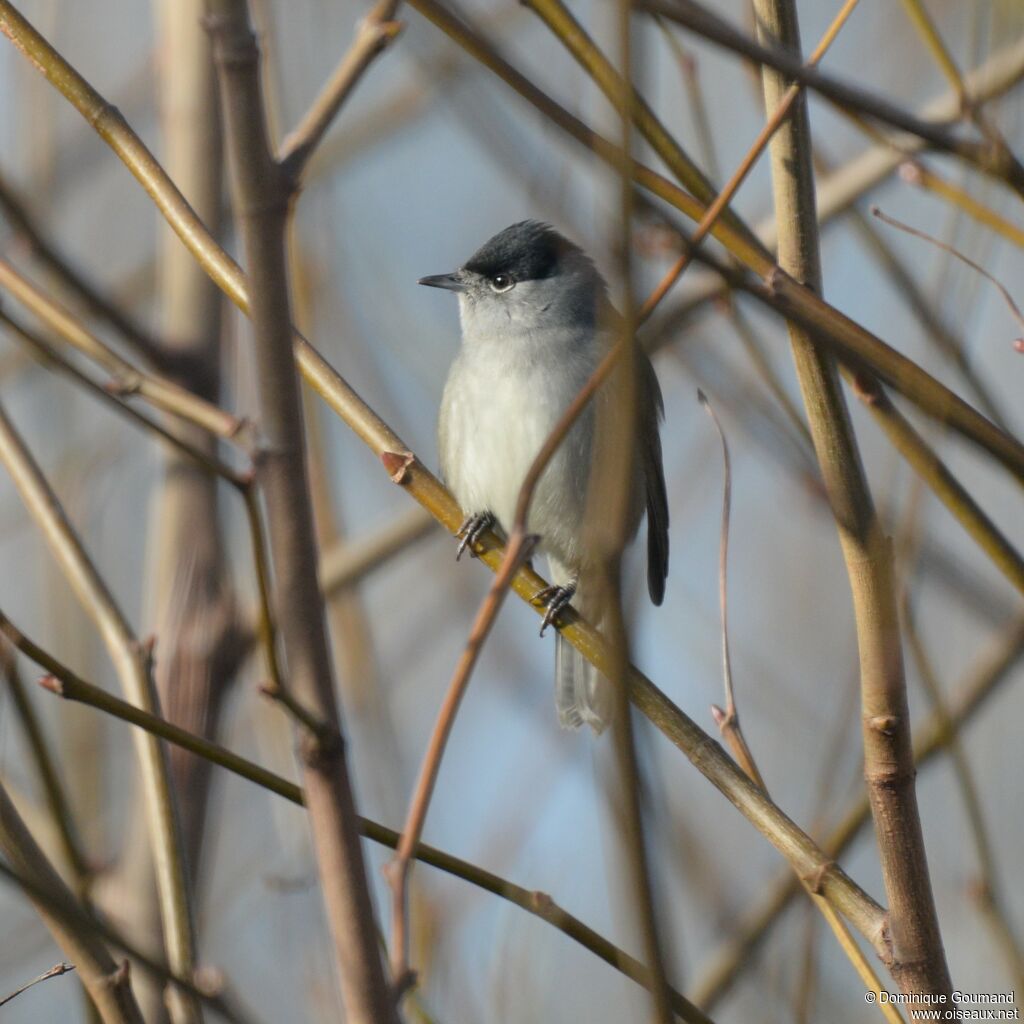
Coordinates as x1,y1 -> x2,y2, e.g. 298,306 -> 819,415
533,579 -> 577,636
456,511 -> 495,561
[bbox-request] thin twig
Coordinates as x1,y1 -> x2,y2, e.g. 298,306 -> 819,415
691,616 -> 1024,1009
0,781 -> 144,1024
278,0 -> 403,186
0,961 -> 76,1009
698,390 -> 764,789
873,205 -> 1024,335
0,258 -> 242,440
0,400 -> 201,1022
383,529 -> 537,996
0,168 -> 173,371
638,0 -> 861,321
20,611 -> 713,1021
642,0 -> 1024,197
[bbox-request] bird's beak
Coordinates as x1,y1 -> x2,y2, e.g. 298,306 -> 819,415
418,272 -> 466,292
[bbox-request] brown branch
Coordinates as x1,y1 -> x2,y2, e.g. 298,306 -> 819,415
643,0 -> 1024,198
0,782 -> 143,1024
691,616 -> 1024,1010
0,0 -> 894,968
751,0 -> 950,1001
205,3 -> 396,1021
384,530 -> 537,996
21,613 -> 713,1022
277,0 -> 403,187
0,166 -> 173,371
0,257 -> 242,441
0,859 -> 251,1024
148,0 -> 241,941
0,400 -> 201,1022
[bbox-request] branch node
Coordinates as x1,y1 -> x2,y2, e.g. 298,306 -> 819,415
851,371 -> 882,405
867,713 -> 899,736
528,890 -> 554,914
800,859 -> 835,895
763,264 -> 785,293
381,449 -> 415,484
100,959 -> 131,992
38,674 -> 64,696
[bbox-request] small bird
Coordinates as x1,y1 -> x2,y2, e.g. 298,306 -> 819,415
421,221 -> 668,733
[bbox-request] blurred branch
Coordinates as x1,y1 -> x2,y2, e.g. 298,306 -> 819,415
751,0 -> 949,1000
205,3 -> 396,1021
144,7 -> 238,998
899,161 -> 1024,251
384,530 -> 537,997
0,308 -> 245,485
2,0 -> 1019,485
850,373 -> 1024,599
321,505 -> 436,598
0,400 -> 201,1023
692,615 -> 1024,1009
898,0 -> 966,107
0,640 -> 91,894
0,166 -> 173,371
402,0 -> 1024,484
0,258 -> 242,441
0,781 -> 143,1024
24,617 -> 713,1022
0,859 -> 251,1024
278,0 -> 403,187
524,0 -> 764,256
642,0 -> 1024,198
604,12 -> 674,1018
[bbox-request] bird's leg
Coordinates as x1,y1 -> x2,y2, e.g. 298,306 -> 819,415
533,575 -> 577,636
455,511 -> 496,561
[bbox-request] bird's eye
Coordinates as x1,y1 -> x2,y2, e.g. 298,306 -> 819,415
489,273 -> 515,293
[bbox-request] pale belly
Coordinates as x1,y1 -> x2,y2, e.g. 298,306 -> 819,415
439,351 -> 592,567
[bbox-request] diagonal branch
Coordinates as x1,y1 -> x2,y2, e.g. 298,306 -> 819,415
278,0 -> 403,187
0,399 -> 201,1023
0,782 -> 143,1024
17,609 -> 714,1022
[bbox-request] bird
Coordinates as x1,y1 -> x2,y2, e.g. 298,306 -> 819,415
420,220 -> 668,734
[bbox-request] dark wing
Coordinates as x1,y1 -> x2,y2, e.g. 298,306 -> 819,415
639,350 -> 669,605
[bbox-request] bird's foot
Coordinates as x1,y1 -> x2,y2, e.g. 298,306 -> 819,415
455,511 -> 495,561
533,578 -> 577,636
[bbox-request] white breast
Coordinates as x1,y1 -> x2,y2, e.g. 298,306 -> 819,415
438,327 -> 595,568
